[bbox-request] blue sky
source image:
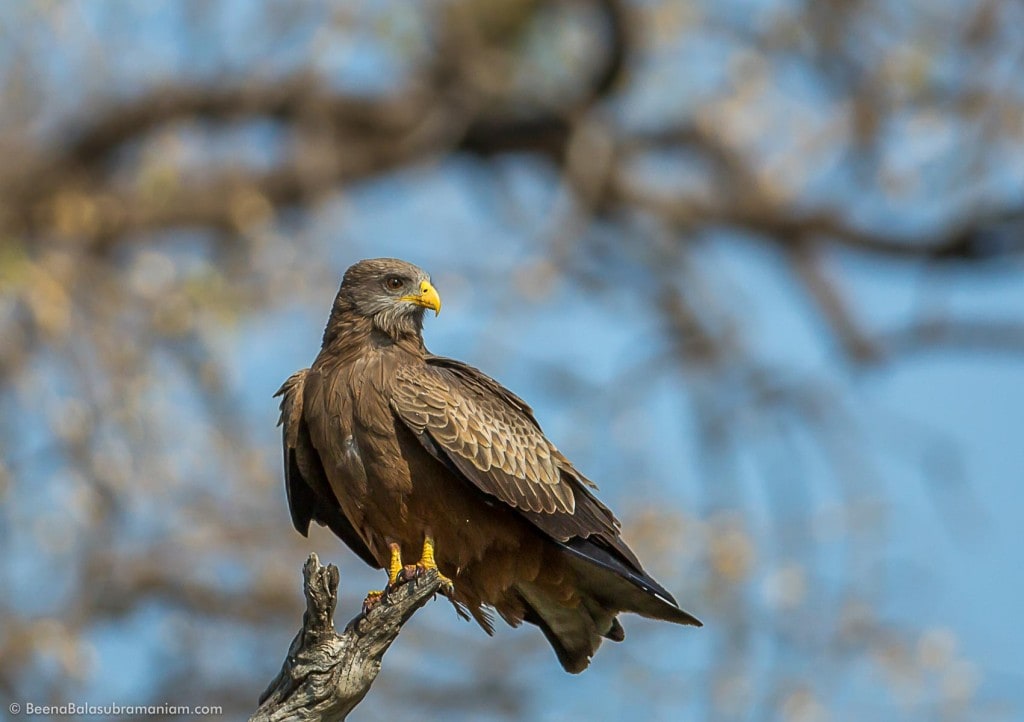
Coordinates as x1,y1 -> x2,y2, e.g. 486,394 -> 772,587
224,164 -> 1024,716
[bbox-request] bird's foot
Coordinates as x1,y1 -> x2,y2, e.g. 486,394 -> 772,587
407,536 -> 455,595
361,590 -> 384,614
405,564 -> 455,596
364,543 -> 408,613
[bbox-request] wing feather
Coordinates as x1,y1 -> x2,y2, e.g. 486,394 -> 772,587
390,357 -> 625,542
392,361 -> 574,514
275,370 -> 379,569
390,357 -> 686,612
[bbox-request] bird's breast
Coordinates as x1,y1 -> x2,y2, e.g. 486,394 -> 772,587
318,353 -> 414,497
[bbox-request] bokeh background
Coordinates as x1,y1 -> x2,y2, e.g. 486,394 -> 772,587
2,1 -> 1023,720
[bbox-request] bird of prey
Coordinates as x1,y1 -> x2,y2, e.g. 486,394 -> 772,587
276,258 -> 700,673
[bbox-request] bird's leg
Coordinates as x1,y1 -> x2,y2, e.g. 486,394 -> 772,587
387,542 -> 403,586
412,535 -> 454,594
362,542 -> 404,613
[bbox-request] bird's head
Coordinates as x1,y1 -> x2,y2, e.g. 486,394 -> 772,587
328,258 -> 441,344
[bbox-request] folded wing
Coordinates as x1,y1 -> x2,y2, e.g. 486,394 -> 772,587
275,369 -> 380,569
390,356 -> 687,608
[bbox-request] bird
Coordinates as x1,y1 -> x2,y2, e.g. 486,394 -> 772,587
275,257 -> 701,673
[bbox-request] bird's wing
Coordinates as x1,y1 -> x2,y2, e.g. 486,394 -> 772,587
275,369 -> 380,569
393,356 -> 693,616
392,358 -> 583,513
392,358 -> 631,544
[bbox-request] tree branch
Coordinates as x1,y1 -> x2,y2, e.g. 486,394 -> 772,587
250,553 -> 443,722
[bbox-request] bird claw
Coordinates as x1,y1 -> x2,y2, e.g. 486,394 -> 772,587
409,535 -> 455,596
437,575 -> 455,597
405,562 -> 455,596
361,590 -> 384,614
379,537 -> 455,600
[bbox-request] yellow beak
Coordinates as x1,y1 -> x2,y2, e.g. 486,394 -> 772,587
401,280 -> 441,316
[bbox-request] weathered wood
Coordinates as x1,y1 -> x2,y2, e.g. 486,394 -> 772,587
250,553 -> 442,722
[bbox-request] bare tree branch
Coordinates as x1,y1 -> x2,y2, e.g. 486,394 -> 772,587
250,554 -> 443,722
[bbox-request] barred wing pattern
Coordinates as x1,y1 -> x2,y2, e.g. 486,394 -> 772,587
390,357 -> 632,556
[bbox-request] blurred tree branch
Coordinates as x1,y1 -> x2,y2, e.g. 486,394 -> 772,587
2,0 -> 1022,719
3,0 -> 1018,373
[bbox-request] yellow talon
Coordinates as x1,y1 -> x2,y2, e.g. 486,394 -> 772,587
387,543 -> 403,586
421,537 -> 437,569
419,536 -> 454,591
361,589 -> 384,614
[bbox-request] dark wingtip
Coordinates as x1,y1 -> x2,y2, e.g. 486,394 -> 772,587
290,514 -> 311,537
652,592 -> 702,627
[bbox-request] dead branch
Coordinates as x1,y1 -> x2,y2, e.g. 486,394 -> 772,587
250,553 -> 443,722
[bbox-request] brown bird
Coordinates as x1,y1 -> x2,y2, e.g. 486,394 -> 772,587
276,258 -> 700,672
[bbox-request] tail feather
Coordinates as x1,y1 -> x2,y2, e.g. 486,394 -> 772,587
605,617 -> 625,642
516,546 -> 701,673
517,582 -> 613,674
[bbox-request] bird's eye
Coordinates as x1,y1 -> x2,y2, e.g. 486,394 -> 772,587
384,276 -> 404,291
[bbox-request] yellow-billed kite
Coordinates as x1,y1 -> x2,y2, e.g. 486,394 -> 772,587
276,258 -> 700,672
